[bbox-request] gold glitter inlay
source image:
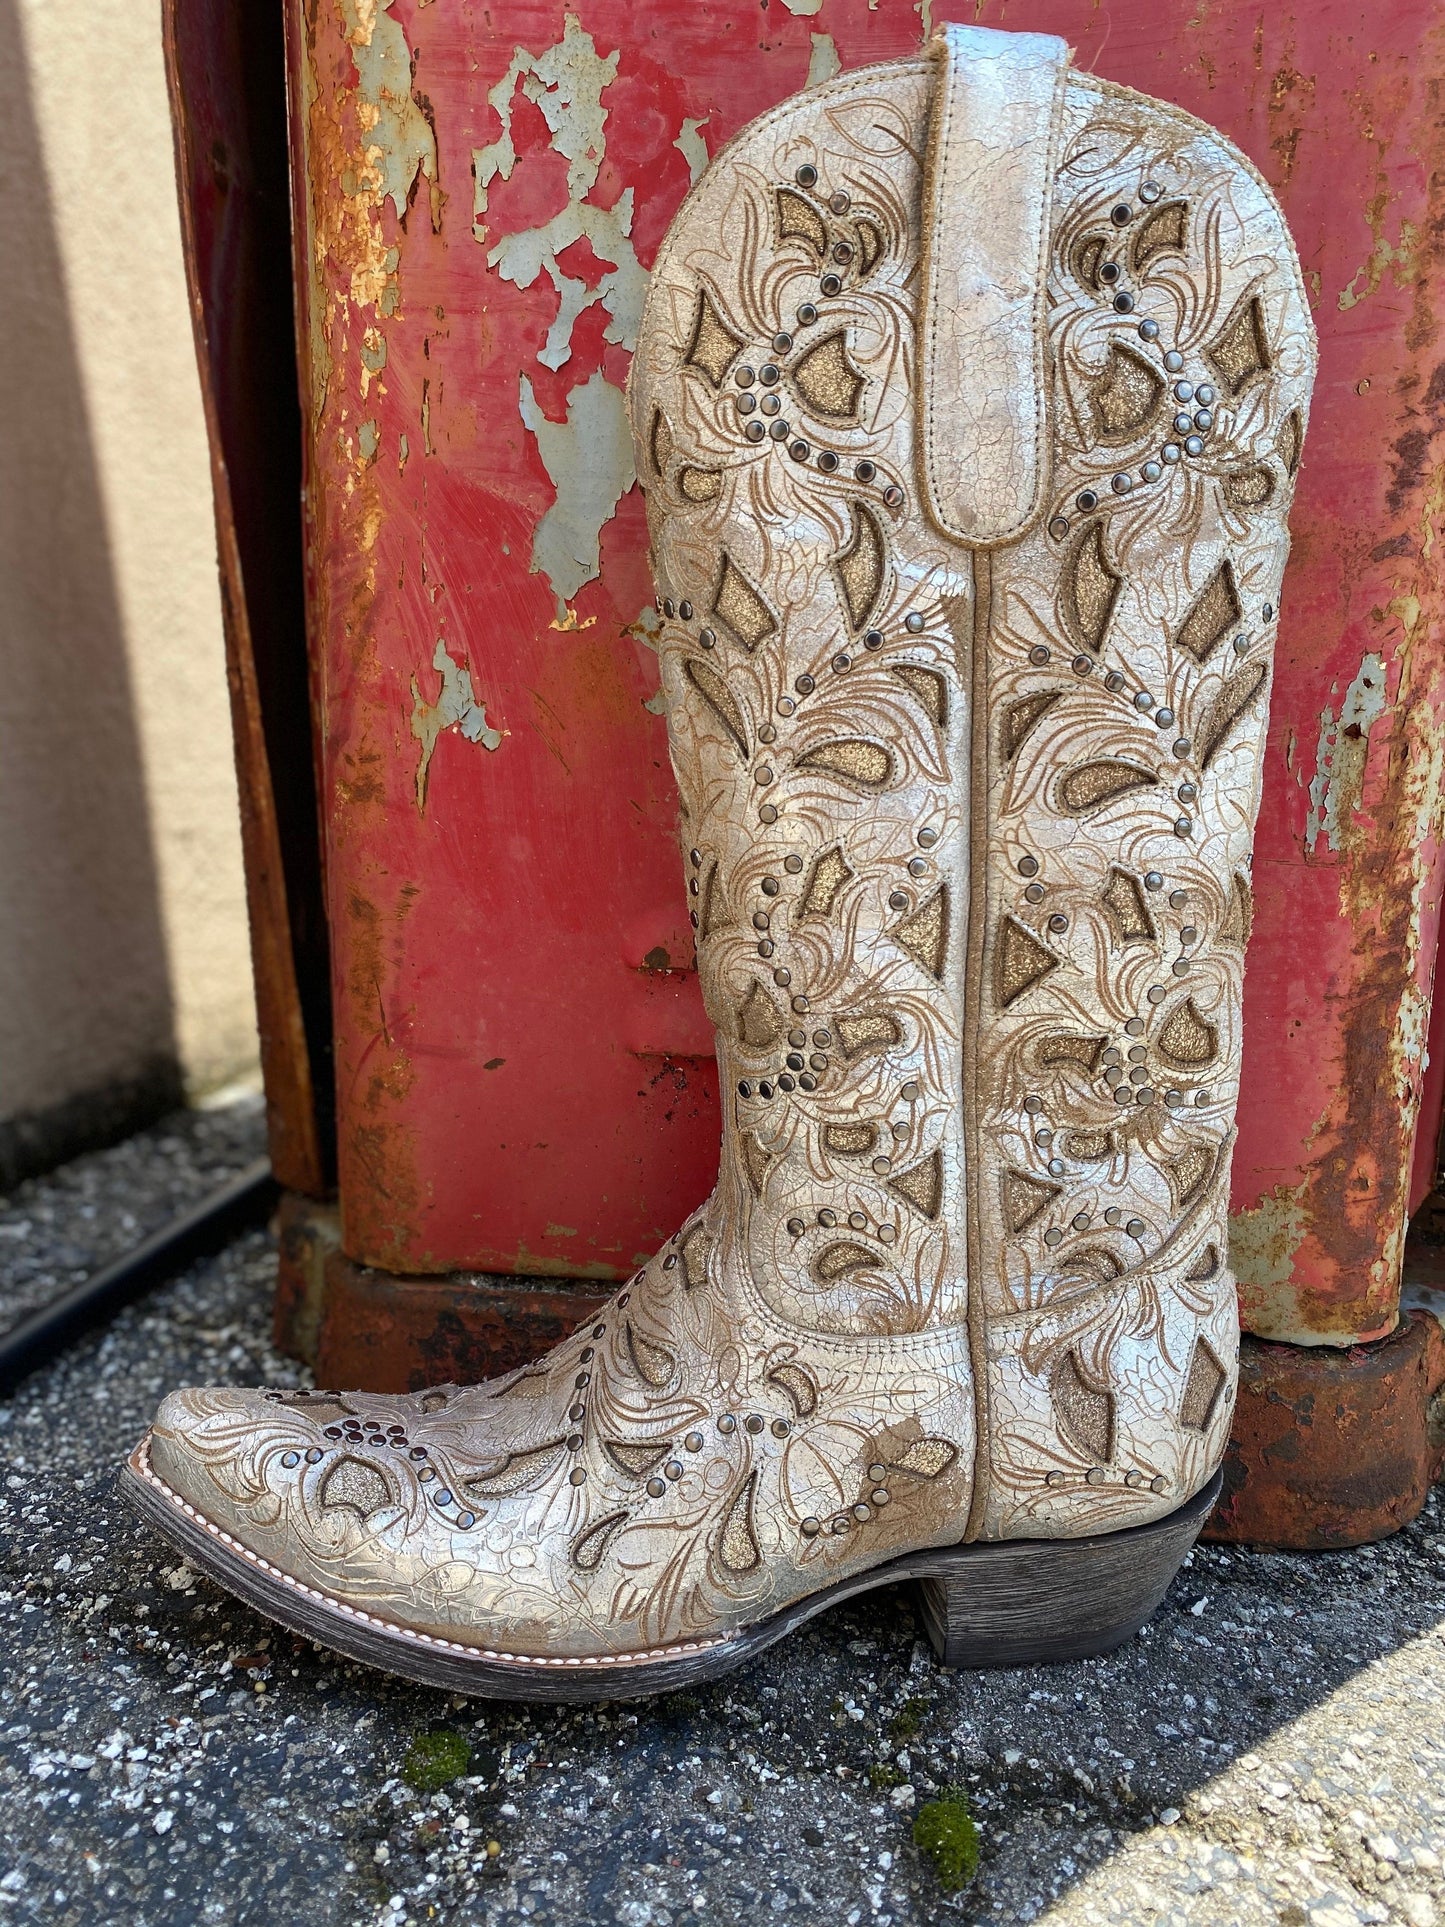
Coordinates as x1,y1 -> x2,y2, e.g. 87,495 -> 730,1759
626,1322 -> 677,1389
1130,198 -> 1188,272
737,980 -> 783,1051
711,553 -> 778,651
835,1010 -> 903,1059
1197,659 -> 1267,770
571,1511 -> 628,1572
892,887 -> 948,979
1090,342 -> 1166,443
1052,1353 -> 1115,1462
1003,688 -> 1063,758
824,1122 -> 878,1156
684,657 -> 750,759
1179,1339 -> 1227,1432
718,1472 -> 761,1573
1157,996 -> 1219,1069
683,288 -> 744,389
775,187 -> 828,257
1057,760 -> 1159,815
792,329 -> 865,420
799,844 -> 855,920
1175,559 -> 1242,664
1002,1167 -> 1062,1234
1062,521 -> 1122,654
996,916 -> 1060,1007
833,503 -> 886,630
796,739 -> 894,789
891,663 -> 947,726
1101,866 -> 1156,943
1205,290 -> 1272,396
766,1361 -> 819,1418
887,1151 -> 943,1220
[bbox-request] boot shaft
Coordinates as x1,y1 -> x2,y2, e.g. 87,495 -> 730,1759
629,27 -> 1315,1536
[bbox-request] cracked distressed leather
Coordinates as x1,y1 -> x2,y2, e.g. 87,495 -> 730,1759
129,25 -> 1315,1677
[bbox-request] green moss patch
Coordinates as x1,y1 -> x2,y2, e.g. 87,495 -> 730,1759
402,1727 -> 472,1794
913,1789 -> 980,1892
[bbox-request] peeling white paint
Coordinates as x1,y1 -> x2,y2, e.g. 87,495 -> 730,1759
1228,1185 -> 1308,1293
1304,651 -> 1388,855
806,33 -> 842,86
489,197 -> 647,371
474,20 -> 646,371
339,0 -> 440,226
357,418 -> 380,463
518,372 -> 634,605
410,639 -> 503,810
473,17 -> 644,603
780,0 -> 823,14
674,118 -> 711,184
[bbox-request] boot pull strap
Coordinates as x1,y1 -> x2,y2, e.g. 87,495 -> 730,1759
918,23 -> 1070,548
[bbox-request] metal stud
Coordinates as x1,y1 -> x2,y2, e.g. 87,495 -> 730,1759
1126,1218 -> 1146,1238
918,827 -> 939,847
1044,1469 -> 1067,1487
1047,913 -> 1068,933
1141,461 -> 1162,483
305,1448 -> 323,1464
819,1208 -> 837,1228
1134,690 -> 1154,711
883,485 -> 905,508
759,803 -> 779,823
1018,854 -> 1040,878
768,421 -> 789,442
1126,1016 -> 1146,1036
820,273 -> 843,296
832,653 -> 851,673
1110,203 -> 1132,225
665,1460 -> 684,1481
1104,671 -> 1126,691
1184,435 -> 1204,457
281,1452 -> 300,1468
1077,489 -> 1099,512
1086,1467 -> 1107,1486
1174,738 -> 1192,757
718,1414 -> 737,1434
745,421 -> 766,443
855,460 -> 876,482
1111,472 -> 1133,494
1049,515 -> 1070,539
1044,1227 -> 1064,1247
744,1414 -> 765,1435
1138,317 -> 1160,339
795,673 -> 815,694
737,392 -> 756,415
1161,442 -> 1180,463
801,1516 -> 821,1537
905,611 -> 926,634
647,1477 -> 666,1498
863,629 -> 883,651
818,450 -> 840,473
1164,350 -> 1184,372
797,302 -> 818,326
1024,882 -> 1045,903
1112,292 -> 1135,313
1047,1157 -> 1065,1177
796,164 -> 818,187
790,441 -> 811,462
1147,985 -> 1167,1004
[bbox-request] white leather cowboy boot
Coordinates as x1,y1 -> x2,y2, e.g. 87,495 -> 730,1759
124,24 -> 1314,1698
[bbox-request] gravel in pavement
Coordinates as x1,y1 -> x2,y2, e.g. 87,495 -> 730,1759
2,1109 -> 1444,1927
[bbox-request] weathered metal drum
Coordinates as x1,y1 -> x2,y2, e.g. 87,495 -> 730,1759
171,0 -> 1445,1532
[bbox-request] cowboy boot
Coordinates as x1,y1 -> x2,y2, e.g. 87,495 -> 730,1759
123,23 -> 1314,1698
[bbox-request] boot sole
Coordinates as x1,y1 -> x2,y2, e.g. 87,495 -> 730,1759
121,1436 -> 1219,1702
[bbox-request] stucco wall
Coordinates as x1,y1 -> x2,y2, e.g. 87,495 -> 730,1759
0,0 -> 258,1184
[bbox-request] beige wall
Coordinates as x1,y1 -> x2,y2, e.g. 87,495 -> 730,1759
0,0 -> 258,1179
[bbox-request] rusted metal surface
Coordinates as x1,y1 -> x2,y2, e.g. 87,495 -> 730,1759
271,1189 -> 342,1364
290,0 -> 1445,1328
315,1246 -> 610,1393
165,0 -> 334,1195
1204,1311 -> 1445,1548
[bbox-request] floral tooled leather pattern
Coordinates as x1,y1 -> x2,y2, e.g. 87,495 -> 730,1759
143,45 -> 1314,1661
